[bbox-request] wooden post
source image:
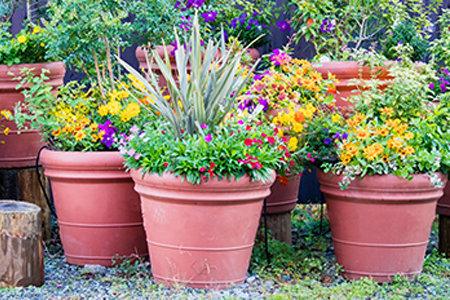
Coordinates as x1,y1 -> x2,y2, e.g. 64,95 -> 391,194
0,167 -> 51,240
439,215 -> 450,258
258,212 -> 292,245
0,200 -> 44,287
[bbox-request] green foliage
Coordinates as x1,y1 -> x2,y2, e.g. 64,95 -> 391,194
0,1 -> 21,23
0,23 -> 50,65
430,9 -> 450,67
383,21 -> 429,62
288,0 -> 441,61
120,13 -> 255,139
111,254 -> 147,278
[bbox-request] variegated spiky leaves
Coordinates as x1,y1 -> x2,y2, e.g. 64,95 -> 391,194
119,12 -> 258,139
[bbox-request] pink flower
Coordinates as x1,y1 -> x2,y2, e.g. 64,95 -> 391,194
306,153 -> 312,158
127,149 -> 136,157
134,153 -> 141,160
201,123 -> 207,129
238,120 -> 244,125
204,134 -> 212,142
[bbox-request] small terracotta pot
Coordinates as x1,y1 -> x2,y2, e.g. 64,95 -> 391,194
41,150 -> 148,266
314,61 -> 393,108
131,169 -> 275,289
437,181 -> 450,216
317,170 -> 447,282
265,174 -> 300,214
0,61 -> 65,168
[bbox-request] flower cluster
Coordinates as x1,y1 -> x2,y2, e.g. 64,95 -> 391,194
429,67 -> 450,95
0,24 -> 49,65
238,50 -> 337,176
120,118 -> 289,184
303,59 -> 449,188
0,109 -> 11,143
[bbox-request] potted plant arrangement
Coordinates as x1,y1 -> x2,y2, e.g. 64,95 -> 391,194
300,49 -> 449,282
0,3 -> 65,168
118,14 -> 289,289
429,9 -> 450,218
287,0 -> 437,107
238,48 -> 337,215
12,0 -> 148,267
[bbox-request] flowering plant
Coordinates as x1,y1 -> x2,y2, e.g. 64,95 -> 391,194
0,23 -> 49,65
237,49 -> 337,177
119,13 -> 289,183
287,0 -> 440,61
13,69 -> 149,151
301,55 -> 449,188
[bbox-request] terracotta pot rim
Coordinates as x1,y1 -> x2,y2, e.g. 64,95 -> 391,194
41,149 -> 126,170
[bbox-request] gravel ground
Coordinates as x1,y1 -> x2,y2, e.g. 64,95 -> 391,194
1,207 -> 449,299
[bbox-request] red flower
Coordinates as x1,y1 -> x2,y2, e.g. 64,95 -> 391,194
278,175 -> 289,186
199,167 -> 206,172
244,138 -> 253,146
267,136 -> 275,145
246,125 -> 252,131
210,162 -> 216,169
163,162 -> 169,168
261,133 -> 267,138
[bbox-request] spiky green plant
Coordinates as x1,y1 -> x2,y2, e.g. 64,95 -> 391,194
119,12 -> 258,139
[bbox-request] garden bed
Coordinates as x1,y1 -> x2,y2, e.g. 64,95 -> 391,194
1,205 -> 449,299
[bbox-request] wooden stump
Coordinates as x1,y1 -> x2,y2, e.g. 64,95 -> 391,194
439,215 -> 450,258
258,212 -> 292,245
0,167 -> 51,240
0,200 -> 44,287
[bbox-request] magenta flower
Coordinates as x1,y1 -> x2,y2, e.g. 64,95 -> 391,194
204,134 -> 212,142
429,83 -> 435,89
201,123 -> 207,129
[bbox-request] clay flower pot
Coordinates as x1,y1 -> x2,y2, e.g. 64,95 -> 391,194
317,170 -> 447,282
0,62 -> 65,168
437,182 -> 450,216
130,169 -> 276,289
41,150 -> 148,266
314,61 -> 393,108
265,174 -> 301,214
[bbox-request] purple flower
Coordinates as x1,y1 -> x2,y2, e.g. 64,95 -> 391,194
200,123 -> 207,129
429,83 -> 435,90
258,98 -> 269,111
320,19 -> 335,33
333,132 -> 340,139
201,11 -> 217,23
277,20 -> 291,32
324,138 -> 332,145
440,83 -> 448,93
238,99 -> 256,113
98,120 -> 117,148
204,134 -> 212,143
341,133 -> 348,140
397,41 -> 403,45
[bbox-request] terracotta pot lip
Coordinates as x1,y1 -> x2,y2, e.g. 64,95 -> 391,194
0,61 -> 65,74
0,61 -> 65,88
131,168 -> 276,190
317,169 -> 448,188
41,149 -> 125,169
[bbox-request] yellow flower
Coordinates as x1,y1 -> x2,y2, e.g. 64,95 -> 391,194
32,27 -> 41,34
340,153 -> 351,165
401,146 -> 415,156
1,109 -> 11,120
293,122 -> 304,133
3,127 -> 11,135
125,103 -> 140,118
98,105 -> 109,116
380,107 -> 394,116
363,143 -> 384,161
331,114 -> 341,123
288,137 -> 298,151
377,126 -> 390,137
344,142 -> 359,157
387,137 -> 403,149
356,128 -> 369,140
40,42 -> 45,47
17,35 -> 27,44
74,130 -> 86,141
404,132 -> 414,140
107,101 -> 121,115
89,123 -> 98,131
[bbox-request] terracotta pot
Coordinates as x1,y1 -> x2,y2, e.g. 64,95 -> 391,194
130,169 -> 275,289
437,181 -> 450,216
265,174 -> 300,214
41,150 -> 148,266
0,62 -> 65,168
314,61 -> 393,108
317,170 -> 447,282
136,46 -> 260,89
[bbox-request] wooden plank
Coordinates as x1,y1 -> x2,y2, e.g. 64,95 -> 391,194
258,212 -> 292,245
0,167 -> 51,241
439,215 -> 450,258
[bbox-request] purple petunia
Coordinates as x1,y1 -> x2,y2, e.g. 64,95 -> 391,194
429,83 -> 435,90
204,134 -> 212,143
258,98 -> 269,111
98,120 -> 117,148
324,138 -> 332,145
277,20 -> 291,32
201,11 -> 217,23
319,19 -> 335,33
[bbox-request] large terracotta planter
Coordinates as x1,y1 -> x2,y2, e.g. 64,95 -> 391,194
41,150 -> 148,266
317,170 -> 447,282
437,182 -> 450,216
266,174 -> 300,214
314,61 -> 393,108
0,62 -> 65,168
131,169 -> 276,289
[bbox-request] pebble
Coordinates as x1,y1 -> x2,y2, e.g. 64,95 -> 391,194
82,264 -> 107,276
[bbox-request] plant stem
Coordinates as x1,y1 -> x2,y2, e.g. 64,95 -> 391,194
92,50 -> 105,99
104,36 -> 115,91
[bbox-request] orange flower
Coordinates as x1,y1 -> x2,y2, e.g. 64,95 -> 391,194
307,18 -> 313,27
340,153 -> 351,165
380,107 -> 394,116
356,128 -> 369,140
294,111 -> 305,123
278,175 -> 289,186
344,142 -> 359,157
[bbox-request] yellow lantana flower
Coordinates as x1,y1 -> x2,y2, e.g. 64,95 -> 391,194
107,101 -> 121,115
17,35 -> 27,44
288,137 -> 298,151
3,127 -> 11,135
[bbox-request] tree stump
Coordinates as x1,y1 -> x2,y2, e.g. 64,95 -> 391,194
0,167 -> 51,240
258,212 -> 292,245
0,200 -> 44,287
439,215 -> 450,258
